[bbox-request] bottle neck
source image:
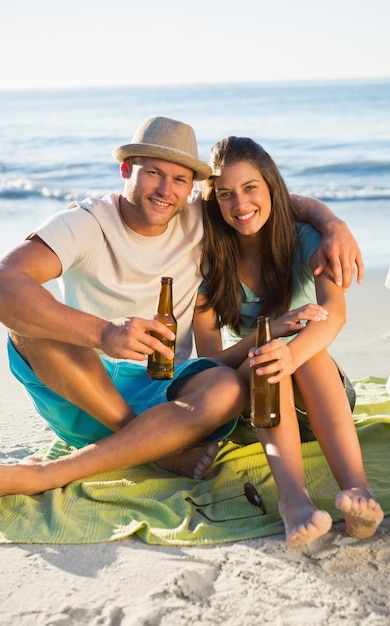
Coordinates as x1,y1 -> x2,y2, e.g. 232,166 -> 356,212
255,315 -> 272,347
157,279 -> 173,315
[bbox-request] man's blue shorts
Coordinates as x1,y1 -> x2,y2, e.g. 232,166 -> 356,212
7,337 -> 238,448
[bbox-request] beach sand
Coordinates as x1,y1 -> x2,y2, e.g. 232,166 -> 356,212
0,268 -> 389,626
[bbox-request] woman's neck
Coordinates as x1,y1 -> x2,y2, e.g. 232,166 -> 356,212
237,237 -> 263,296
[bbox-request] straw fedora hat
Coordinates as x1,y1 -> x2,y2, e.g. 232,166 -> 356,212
112,116 -> 212,181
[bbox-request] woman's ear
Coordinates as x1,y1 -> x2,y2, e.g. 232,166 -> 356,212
120,160 -> 132,179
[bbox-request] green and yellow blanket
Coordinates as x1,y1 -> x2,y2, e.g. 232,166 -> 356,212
0,377 -> 389,545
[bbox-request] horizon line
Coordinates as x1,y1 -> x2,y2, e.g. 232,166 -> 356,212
1,75 -> 390,93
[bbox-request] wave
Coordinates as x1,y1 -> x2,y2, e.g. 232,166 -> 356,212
1,178 -> 389,206
0,166 -> 390,205
291,186 -> 390,202
299,160 -> 390,177
0,177 -> 106,204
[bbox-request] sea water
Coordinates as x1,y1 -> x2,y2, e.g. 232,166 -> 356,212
0,79 -> 389,267
0,80 -> 389,461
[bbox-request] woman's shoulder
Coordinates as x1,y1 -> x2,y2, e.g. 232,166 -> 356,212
295,221 -> 322,249
295,221 -> 321,238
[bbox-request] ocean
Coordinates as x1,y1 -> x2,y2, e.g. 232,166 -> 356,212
0,79 -> 389,268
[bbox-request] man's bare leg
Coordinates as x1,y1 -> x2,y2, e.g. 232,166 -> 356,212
0,364 -> 246,495
10,333 -> 242,479
10,333 -> 136,431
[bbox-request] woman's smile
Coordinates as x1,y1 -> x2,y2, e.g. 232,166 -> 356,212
235,210 -> 256,223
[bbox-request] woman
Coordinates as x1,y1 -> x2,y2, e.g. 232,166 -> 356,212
193,136 -> 383,547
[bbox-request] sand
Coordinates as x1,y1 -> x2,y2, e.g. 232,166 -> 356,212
0,267 -> 389,626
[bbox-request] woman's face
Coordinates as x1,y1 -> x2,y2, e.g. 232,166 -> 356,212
214,161 -> 272,236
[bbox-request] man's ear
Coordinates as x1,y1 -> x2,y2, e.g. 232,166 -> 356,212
120,160 -> 132,179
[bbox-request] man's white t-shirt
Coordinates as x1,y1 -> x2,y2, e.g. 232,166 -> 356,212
31,192 -> 203,364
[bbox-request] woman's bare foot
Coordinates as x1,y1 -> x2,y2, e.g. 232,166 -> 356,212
279,494 -> 333,547
335,487 -> 384,539
157,441 -> 219,479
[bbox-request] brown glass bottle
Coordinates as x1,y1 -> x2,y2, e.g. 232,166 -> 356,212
147,277 -> 177,380
250,315 -> 280,428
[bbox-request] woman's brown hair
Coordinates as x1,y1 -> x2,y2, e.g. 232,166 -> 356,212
200,136 -> 298,333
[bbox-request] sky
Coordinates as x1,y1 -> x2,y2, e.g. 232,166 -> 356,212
2,0 -> 389,90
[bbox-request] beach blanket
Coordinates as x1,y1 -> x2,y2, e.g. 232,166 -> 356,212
0,377 -> 389,545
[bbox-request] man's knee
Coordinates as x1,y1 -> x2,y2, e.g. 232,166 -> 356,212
189,365 -> 246,411
9,331 -> 100,386
9,330 -> 34,365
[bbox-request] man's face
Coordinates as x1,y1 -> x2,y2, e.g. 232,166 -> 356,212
122,157 -> 194,235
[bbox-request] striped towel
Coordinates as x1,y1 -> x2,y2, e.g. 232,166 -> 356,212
0,377 -> 389,545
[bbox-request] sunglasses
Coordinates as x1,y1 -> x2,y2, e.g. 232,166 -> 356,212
185,482 -> 266,523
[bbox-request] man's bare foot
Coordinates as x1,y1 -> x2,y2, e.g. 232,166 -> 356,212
280,500 -> 333,548
156,441 -> 219,479
0,461 -> 46,496
335,487 -> 384,539
19,456 -> 43,466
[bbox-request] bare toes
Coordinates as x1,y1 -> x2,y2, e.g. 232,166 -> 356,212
286,510 -> 333,548
157,442 -> 219,479
192,442 -> 219,480
335,488 -> 384,539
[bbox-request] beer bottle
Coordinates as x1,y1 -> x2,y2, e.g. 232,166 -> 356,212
147,277 -> 177,380
250,315 -> 280,428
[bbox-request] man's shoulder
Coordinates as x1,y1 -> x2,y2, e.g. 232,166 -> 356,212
181,191 -> 202,217
66,194 -> 121,235
68,193 -> 118,214
174,192 -> 203,235
187,189 -> 202,207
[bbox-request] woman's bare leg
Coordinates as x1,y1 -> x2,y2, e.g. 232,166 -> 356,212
255,376 -> 332,547
294,352 -> 384,538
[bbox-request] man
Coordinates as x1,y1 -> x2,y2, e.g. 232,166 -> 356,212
0,117 -> 363,496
